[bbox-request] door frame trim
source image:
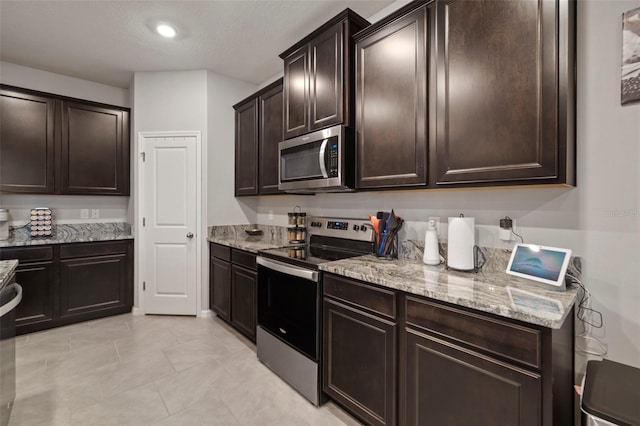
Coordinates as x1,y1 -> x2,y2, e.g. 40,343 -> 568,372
136,130 -> 202,316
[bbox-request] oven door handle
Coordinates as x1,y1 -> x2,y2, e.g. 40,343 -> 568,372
257,257 -> 318,282
0,283 -> 22,318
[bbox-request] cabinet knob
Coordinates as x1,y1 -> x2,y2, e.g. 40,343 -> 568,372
186,232 -> 194,239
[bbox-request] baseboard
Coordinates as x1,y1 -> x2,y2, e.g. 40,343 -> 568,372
199,309 -> 212,318
132,307 -> 143,316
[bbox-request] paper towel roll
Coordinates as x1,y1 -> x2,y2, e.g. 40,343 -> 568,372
447,216 -> 475,271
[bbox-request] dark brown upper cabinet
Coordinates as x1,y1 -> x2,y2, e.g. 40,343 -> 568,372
234,78 -> 284,197
434,0 -> 575,186
0,85 -> 131,195
280,9 -> 369,139
354,4 -> 430,190
259,81 -> 284,195
0,88 -> 56,193
234,97 -> 259,196
60,101 -> 129,195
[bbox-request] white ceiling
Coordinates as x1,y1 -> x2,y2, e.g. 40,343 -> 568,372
0,1 -> 394,89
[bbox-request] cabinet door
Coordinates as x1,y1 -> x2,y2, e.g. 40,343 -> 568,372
234,98 -> 259,196
324,298 -> 396,426
283,45 -> 309,138
405,329 -> 541,426
58,253 -> 129,320
210,256 -> 231,322
355,6 -> 429,189
60,101 -> 129,195
258,81 -> 284,195
435,0 -> 559,184
309,21 -> 344,131
230,265 -> 257,342
14,261 -> 55,334
0,88 -> 56,193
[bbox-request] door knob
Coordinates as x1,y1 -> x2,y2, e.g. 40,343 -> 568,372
186,232 -> 194,239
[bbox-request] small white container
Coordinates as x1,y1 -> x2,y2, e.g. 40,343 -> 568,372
423,220 -> 440,265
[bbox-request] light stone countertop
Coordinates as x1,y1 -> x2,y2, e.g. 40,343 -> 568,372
319,255 -> 578,329
207,235 -> 286,254
0,260 -> 19,291
1,223 -> 133,248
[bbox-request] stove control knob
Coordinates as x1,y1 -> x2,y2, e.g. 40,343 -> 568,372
353,225 -> 360,231
361,224 -> 368,232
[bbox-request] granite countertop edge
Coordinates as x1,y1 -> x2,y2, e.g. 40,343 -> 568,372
319,255 -> 578,329
0,260 -> 19,290
207,236 -> 286,253
0,234 -> 134,248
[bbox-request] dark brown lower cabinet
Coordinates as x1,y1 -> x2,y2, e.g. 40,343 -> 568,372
322,273 -> 574,426
210,257 -> 231,322
209,243 -> 257,342
0,241 -> 133,335
405,329 -> 541,426
230,265 -> 257,341
323,298 -> 397,426
58,242 -> 131,321
14,261 -> 55,334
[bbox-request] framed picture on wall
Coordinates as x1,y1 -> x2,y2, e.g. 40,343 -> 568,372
622,6 -> 640,105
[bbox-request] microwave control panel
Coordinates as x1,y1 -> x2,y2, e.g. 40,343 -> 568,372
328,139 -> 339,177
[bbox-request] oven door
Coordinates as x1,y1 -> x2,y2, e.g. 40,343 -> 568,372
0,282 -> 21,426
257,257 -> 319,360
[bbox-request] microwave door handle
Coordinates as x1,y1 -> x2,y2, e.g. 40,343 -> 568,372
318,138 -> 329,178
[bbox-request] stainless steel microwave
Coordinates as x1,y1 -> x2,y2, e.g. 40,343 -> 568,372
278,125 -> 355,193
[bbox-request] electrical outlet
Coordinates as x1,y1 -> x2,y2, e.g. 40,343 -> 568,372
428,216 -> 440,235
80,209 -> 89,219
91,209 -> 100,219
268,210 -> 274,220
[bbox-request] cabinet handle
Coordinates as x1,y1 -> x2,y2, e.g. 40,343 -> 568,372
186,232 -> 194,239
279,327 -> 287,335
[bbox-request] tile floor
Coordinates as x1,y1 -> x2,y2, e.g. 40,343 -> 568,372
10,313 -> 362,426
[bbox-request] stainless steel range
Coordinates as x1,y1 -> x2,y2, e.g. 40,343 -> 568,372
256,217 -> 375,406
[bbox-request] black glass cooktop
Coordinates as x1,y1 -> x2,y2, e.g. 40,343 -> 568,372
259,243 -> 370,269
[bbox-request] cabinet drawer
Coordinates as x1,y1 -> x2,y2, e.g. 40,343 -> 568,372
324,274 -> 396,320
231,249 -> 256,270
405,296 -> 541,369
210,243 -> 231,262
60,241 -> 128,259
0,246 -> 53,262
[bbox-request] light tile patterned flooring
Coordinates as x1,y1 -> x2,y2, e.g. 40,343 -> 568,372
10,313 -> 361,426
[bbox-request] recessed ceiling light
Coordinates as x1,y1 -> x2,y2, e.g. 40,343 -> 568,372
156,24 -> 177,38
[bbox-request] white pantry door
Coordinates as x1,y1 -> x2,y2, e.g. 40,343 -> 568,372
143,136 -> 197,315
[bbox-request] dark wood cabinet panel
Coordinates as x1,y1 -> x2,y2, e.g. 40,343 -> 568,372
231,265 -> 257,342
0,89 -> 56,193
355,5 -> 429,189
58,253 -> 129,319
405,329 -> 541,426
258,81 -> 284,194
60,101 -> 129,195
234,98 -> 259,196
210,256 -> 231,322
1,241 -> 133,335
323,298 -> 397,426
0,85 -> 130,196
309,21 -> 344,131
435,0 -> 565,185
281,9 -> 369,139
283,47 -> 309,139
13,262 -> 55,333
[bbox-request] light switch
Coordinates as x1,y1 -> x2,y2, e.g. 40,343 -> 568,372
80,209 -> 89,219
91,209 -> 100,219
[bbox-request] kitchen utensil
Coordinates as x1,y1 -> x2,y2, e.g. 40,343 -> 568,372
378,211 -> 394,255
